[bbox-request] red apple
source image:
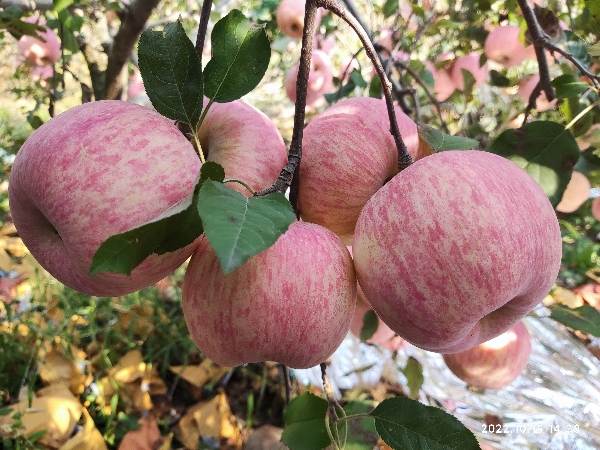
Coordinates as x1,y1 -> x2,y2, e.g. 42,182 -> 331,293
593,197 -> 600,221
450,53 -> 488,91
297,96 -> 421,245
8,100 -> 201,297
18,17 -> 61,67
518,73 -> 558,112
443,321 -> 532,389
555,171 -> 590,213
182,221 -> 357,369
276,0 -> 322,39
352,150 -> 562,353
484,26 -> 529,68
127,67 -> 145,99
197,99 -> 288,196
285,49 -> 334,109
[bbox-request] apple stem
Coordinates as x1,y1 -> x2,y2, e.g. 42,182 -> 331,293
223,178 -> 256,195
316,0 -> 413,172
192,133 -> 206,164
194,0 -> 213,60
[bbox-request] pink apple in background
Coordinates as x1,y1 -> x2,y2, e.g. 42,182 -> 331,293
399,5 -> 419,33
127,67 -> 145,99
377,27 -> 395,50
450,52 -> 488,91
30,65 -> 54,88
8,101 -> 201,297
442,321 -> 532,389
577,123 -> 600,150
518,73 -> 558,112
555,171 -> 591,213
424,61 -> 456,101
314,33 -> 336,55
484,26 -> 529,68
18,17 -> 61,67
593,197 -> 600,221
297,96 -> 421,245
352,150 -> 562,353
276,0 -> 322,39
182,221 -> 357,369
197,99 -> 288,196
285,49 -> 334,109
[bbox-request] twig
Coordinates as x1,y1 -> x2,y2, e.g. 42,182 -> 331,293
195,0 -> 212,59
282,365 -> 293,403
320,363 -> 341,423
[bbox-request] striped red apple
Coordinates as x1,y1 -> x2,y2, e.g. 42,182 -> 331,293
352,150 -> 561,353
443,321 -> 532,389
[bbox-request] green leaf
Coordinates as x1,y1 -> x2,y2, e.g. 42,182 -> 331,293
369,74 -> 383,98
344,400 -> 378,449
402,357 -> 424,399
417,124 -> 479,151
489,69 -> 510,87
382,0 -> 397,18
369,397 -> 480,450
588,42 -> 600,56
486,121 -> 580,206
203,9 -> 271,102
550,304 -> 600,337
138,20 -> 203,128
53,0 -> 73,12
199,160 -> 226,183
197,180 -> 296,274
359,310 -> 378,342
0,407 -> 12,416
27,430 -> 47,444
282,393 -> 331,450
551,74 -> 590,99
460,68 -> 476,93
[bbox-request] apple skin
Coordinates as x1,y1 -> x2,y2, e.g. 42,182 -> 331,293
450,53 -> 488,91
555,171 -> 590,213
518,73 -> 558,112
352,150 -> 562,353
443,321 -> 532,389
18,18 -> 61,67
182,221 -> 357,369
197,99 -> 288,196
297,96 -> 421,245
593,197 -> 600,221
484,26 -> 528,68
127,67 -> 145,99
8,100 -> 201,297
285,49 -> 334,109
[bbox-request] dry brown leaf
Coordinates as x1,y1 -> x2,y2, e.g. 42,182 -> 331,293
0,383 -> 83,448
39,345 -> 90,395
118,302 -> 167,338
177,391 -> 242,450
169,359 -> 231,389
117,415 -> 164,450
572,283 -> 600,310
245,425 -> 286,450
59,407 -> 107,450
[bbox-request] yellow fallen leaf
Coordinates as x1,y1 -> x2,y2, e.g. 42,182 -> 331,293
110,350 -> 146,384
117,415 -> 164,450
60,408 -> 107,450
169,360 -> 231,389
0,383 -> 83,448
551,286 -> 583,308
177,391 -> 241,450
39,345 -> 90,394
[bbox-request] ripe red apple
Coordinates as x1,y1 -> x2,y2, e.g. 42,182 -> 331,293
484,26 -> 529,68
127,67 -> 145,99
555,171 -> 590,213
450,53 -> 488,91
197,99 -> 288,196
8,100 -> 201,297
276,0 -> 322,39
284,49 -> 333,109
424,60 -> 456,102
182,221 -> 357,369
352,150 -> 562,353
297,96 -> 421,245
443,321 -> 532,389
18,17 -> 61,67
518,73 -> 558,112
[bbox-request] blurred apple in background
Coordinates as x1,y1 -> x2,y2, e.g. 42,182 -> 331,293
450,53 -> 488,91
127,67 -> 145,100
18,17 -> 61,67
518,73 -> 558,112
285,49 -> 333,109
442,321 -> 532,389
276,0 -> 322,39
593,197 -> 600,221
484,25 -> 529,67
555,171 -> 591,213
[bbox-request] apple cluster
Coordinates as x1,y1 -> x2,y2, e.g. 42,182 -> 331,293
9,94 -> 562,371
